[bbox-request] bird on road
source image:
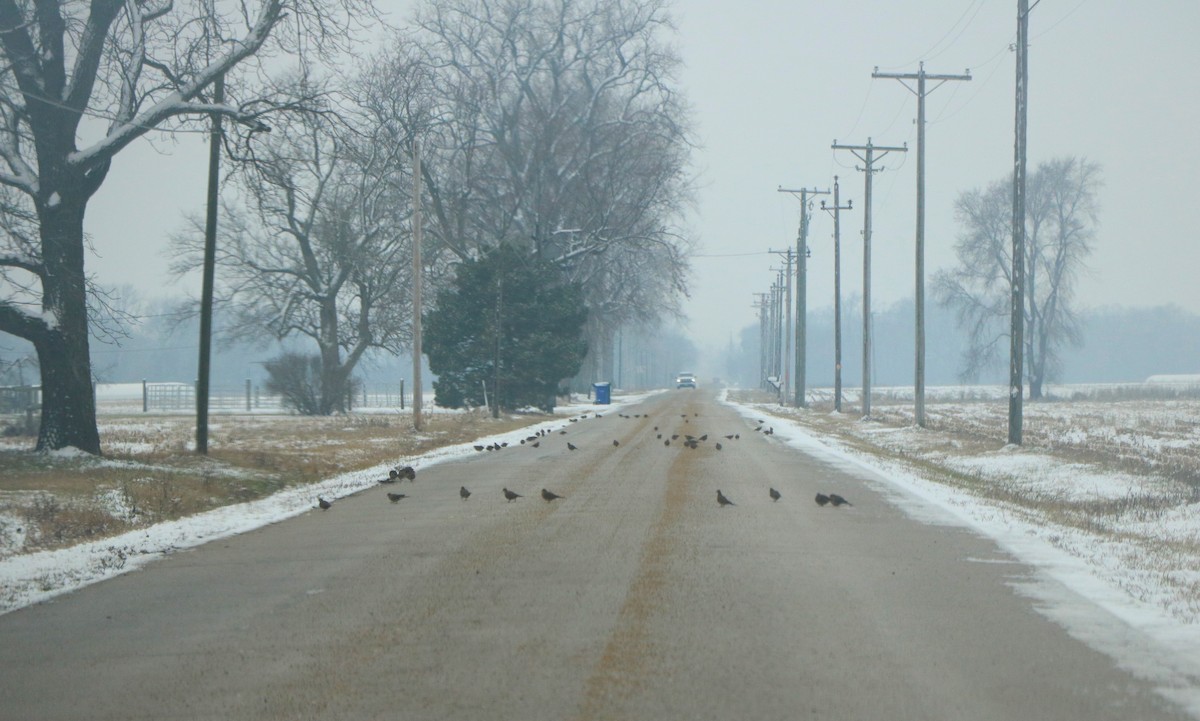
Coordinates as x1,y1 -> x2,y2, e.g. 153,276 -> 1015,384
612,439 -> 619,447
717,490 -> 735,507
396,465 -> 416,481
541,488 -> 563,502
770,487 -> 782,502
715,442 -> 722,451
567,442 -> 578,451
378,469 -> 399,484
317,497 -> 332,510
387,492 -> 407,503
814,493 -> 831,507
664,439 -> 670,446
699,434 -> 708,441
474,445 -> 485,451
460,486 -> 471,500
724,434 -> 735,440
532,441 -> 541,448
503,488 -> 522,502
829,493 -> 852,507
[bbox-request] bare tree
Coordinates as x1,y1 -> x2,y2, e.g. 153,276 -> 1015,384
934,156 -> 1101,398
0,0 -> 379,452
403,0 -> 695,353
172,87 -> 413,415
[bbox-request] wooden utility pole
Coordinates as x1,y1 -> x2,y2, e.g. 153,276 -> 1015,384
1009,0 -> 1035,445
768,276 -> 782,395
768,248 -> 795,404
873,62 -> 971,427
821,178 -> 852,413
753,294 -> 769,388
778,186 -> 831,408
411,141 -> 424,431
831,139 -> 907,419
196,73 -> 224,456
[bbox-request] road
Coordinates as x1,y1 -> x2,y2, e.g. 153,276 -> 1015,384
0,390 -> 1192,720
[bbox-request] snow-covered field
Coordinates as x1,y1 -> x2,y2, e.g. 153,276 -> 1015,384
720,389 -> 1200,715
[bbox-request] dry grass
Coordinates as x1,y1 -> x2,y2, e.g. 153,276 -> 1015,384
0,408 -> 547,556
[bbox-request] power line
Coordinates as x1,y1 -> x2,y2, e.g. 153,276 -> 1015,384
923,0 -> 990,64
1032,0 -> 1089,41
875,0 -> 988,71
692,250 -> 773,258
929,46 -> 1010,125
0,79 -> 215,136
839,82 -> 875,142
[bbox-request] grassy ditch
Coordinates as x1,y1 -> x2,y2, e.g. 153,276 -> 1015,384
0,410 -> 545,556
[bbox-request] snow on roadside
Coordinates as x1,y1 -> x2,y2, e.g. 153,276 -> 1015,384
720,391 -> 1200,716
0,393 -> 657,616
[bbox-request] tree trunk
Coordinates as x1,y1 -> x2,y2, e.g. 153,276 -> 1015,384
1028,314 -> 1049,401
318,299 -> 345,415
598,325 -> 615,382
36,196 -> 101,453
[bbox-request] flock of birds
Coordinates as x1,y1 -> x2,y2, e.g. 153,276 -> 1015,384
314,409 -> 853,512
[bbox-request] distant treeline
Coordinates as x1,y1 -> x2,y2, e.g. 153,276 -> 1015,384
2,302 -> 1196,390
721,302 -> 1200,389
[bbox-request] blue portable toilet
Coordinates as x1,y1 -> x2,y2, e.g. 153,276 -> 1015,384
593,381 -> 611,405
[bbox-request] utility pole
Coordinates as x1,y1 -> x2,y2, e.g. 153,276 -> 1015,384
831,139 -> 907,419
874,62 -> 971,427
1009,0 -> 1036,445
821,178 -> 852,413
769,247 -> 795,405
784,250 -> 792,404
779,186 -> 831,409
753,294 -> 769,388
196,73 -> 224,456
411,140 -> 424,431
763,287 -> 774,387
769,273 -> 785,397
775,269 -> 787,395
772,275 -> 782,393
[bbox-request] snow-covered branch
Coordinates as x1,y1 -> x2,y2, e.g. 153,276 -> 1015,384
71,0 -> 284,169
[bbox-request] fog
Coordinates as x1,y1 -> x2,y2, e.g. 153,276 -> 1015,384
71,1 -> 1200,385
676,0 -> 1198,353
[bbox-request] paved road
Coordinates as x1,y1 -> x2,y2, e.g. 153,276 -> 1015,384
0,391 -> 1192,720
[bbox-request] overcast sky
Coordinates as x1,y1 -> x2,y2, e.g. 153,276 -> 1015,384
84,0 -> 1200,356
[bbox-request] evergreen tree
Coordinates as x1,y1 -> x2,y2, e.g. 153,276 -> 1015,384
425,246 -> 588,413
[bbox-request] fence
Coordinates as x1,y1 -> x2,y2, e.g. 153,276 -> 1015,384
141,381 -> 281,413
139,380 -> 409,413
0,385 -> 39,414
